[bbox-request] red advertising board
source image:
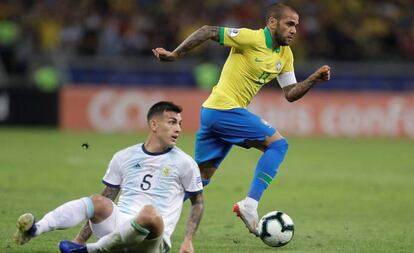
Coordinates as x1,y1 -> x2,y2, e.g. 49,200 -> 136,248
60,86 -> 208,132
60,86 -> 414,138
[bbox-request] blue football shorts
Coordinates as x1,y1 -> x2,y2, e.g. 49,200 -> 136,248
195,107 -> 276,168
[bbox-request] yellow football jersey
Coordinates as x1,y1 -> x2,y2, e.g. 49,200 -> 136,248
202,27 -> 294,109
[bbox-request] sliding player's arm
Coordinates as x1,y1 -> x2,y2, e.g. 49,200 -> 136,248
73,186 -> 120,244
282,65 -> 331,102
152,25 -> 220,61
179,192 -> 204,253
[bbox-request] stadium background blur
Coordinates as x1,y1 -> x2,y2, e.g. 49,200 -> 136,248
1,0 -> 414,134
1,1 -> 414,253
1,0 -> 414,88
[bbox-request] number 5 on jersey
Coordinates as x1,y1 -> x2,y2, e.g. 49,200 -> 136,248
141,174 -> 153,190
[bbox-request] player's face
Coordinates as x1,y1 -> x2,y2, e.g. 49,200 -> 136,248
154,111 -> 182,147
273,11 -> 299,46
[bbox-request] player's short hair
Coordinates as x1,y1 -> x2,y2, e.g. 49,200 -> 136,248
266,3 -> 298,20
147,101 -> 183,122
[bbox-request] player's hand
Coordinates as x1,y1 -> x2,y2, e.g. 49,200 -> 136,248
178,238 -> 194,253
152,48 -> 178,62
312,65 -> 331,82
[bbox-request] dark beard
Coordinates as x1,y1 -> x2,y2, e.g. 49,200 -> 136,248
275,33 -> 288,46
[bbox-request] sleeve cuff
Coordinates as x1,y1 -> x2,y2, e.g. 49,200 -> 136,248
219,27 -> 225,45
102,180 -> 120,188
185,189 -> 203,196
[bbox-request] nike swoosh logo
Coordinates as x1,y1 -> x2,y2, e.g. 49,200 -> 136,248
255,58 -> 263,62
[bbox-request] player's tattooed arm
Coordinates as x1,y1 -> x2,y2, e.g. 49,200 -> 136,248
73,186 -> 120,244
178,193 -> 204,253
282,65 -> 331,102
282,79 -> 315,102
73,222 -> 93,245
173,25 -> 220,57
153,26 -> 219,62
101,185 -> 120,201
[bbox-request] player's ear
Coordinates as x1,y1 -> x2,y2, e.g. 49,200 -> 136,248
149,118 -> 158,131
267,16 -> 277,29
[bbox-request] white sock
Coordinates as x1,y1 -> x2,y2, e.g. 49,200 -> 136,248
244,197 -> 259,210
87,220 -> 150,253
35,197 -> 94,236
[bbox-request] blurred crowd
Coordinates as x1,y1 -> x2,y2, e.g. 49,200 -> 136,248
0,0 -> 413,76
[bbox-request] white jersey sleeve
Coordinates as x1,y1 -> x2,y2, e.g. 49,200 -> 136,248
102,152 -> 123,187
180,158 -> 203,194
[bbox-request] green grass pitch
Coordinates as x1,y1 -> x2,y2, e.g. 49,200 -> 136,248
1,128 -> 413,253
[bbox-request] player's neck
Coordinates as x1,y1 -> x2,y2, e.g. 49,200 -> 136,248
143,139 -> 172,154
272,41 -> 280,49
265,26 -> 281,49
270,35 -> 281,49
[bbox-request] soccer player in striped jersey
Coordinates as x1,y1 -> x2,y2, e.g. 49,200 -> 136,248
14,101 -> 204,253
153,3 -> 330,236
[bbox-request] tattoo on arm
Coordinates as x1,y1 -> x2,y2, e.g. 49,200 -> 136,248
173,25 -> 220,57
184,193 -> 204,240
74,222 -> 93,244
282,79 -> 315,102
74,186 -> 120,243
101,186 -> 120,201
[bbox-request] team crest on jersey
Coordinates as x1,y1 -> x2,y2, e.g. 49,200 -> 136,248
276,60 -> 282,72
162,167 -> 171,177
228,28 -> 240,37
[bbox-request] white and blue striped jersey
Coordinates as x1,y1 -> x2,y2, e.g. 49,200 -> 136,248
102,143 -> 203,248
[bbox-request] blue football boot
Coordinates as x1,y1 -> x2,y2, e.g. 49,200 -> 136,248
59,240 -> 88,253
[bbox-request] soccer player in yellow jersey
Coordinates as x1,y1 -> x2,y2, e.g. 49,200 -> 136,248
153,3 -> 330,236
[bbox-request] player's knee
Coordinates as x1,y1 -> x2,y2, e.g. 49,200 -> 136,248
135,205 -> 164,238
89,194 -> 113,222
199,161 -> 217,180
90,194 -> 111,208
268,139 -> 289,155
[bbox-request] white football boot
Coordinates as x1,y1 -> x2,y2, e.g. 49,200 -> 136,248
14,213 -> 37,245
233,200 -> 259,236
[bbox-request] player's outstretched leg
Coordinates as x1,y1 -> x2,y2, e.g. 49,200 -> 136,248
234,138 -> 289,236
59,241 -> 88,253
14,213 -> 37,245
14,196 -> 97,246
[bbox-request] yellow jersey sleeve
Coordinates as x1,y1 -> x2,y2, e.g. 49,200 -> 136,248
219,27 -> 260,49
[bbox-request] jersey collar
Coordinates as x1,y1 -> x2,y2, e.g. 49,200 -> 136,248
142,144 -> 172,156
264,27 -> 281,53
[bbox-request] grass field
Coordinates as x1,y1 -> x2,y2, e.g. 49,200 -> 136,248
1,128 -> 413,253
